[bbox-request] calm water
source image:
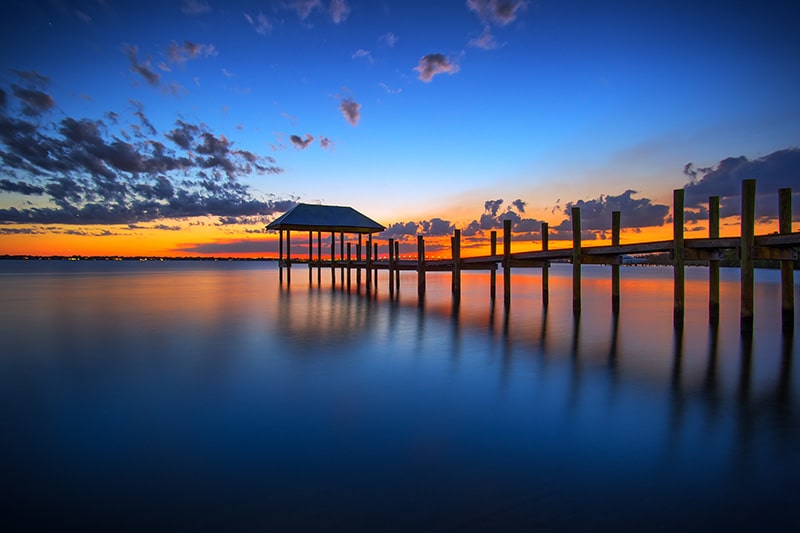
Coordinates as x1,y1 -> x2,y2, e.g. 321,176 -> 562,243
1,260 -> 798,531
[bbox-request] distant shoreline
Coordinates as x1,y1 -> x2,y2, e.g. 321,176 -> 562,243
0,255 -> 278,262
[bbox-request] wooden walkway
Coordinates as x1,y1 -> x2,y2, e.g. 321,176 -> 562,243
279,180 -> 799,331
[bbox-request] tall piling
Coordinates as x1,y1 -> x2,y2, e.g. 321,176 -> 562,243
542,222 -> 549,308
780,187 -> 794,329
571,207 -> 581,315
709,196 -> 720,324
673,189 -> 685,327
503,219 -> 512,309
611,211 -> 621,314
740,179 -> 756,331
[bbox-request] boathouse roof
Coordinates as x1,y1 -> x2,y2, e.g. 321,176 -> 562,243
266,203 -> 385,234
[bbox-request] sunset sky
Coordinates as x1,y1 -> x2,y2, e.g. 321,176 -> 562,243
1,0 -> 799,257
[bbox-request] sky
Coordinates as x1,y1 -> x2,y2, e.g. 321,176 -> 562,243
1,0 -> 799,258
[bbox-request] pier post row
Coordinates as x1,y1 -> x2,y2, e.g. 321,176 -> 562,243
268,180 -> 799,332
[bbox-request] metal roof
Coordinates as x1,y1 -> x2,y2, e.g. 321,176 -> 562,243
265,203 -> 385,234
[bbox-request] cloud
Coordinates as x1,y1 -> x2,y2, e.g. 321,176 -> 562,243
167,40 -> 217,64
339,97 -> 361,126
379,217 -> 457,240
123,44 -> 161,86
467,0 -> 528,27
469,27 -> 499,50
683,148 -> 800,219
380,32 -> 398,48
378,82 -> 402,94
329,0 -> 350,24
0,81 -> 291,225
285,0 -> 323,20
319,136 -> 333,149
11,86 -> 56,116
553,190 -> 669,233
414,54 -> 459,82
290,134 -> 314,149
181,0 -> 211,15
244,11 -> 272,35
463,198 -> 544,236
352,49 -> 373,63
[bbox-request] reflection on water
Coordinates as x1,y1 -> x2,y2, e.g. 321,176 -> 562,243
0,261 -> 798,531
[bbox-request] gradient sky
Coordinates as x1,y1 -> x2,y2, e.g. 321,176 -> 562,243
1,0 -> 799,257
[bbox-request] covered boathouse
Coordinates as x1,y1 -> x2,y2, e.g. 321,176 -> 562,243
266,203 -> 385,282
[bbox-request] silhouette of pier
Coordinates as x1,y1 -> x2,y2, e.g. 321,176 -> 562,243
275,180 -> 799,331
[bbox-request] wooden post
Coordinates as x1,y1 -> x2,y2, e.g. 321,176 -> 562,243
572,207 -> 581,315
417,235 -> 426,297
611,211 -> 621,314
357,234 -> 363,289
503,219 -> 512,308
317,230 -> 322,286
286,229 -> 292,285
278,229 -> 283,284
330,232 -> 335,287
709,196 -> 720,324
490,231 -> 497,300
673,189 -> 685,327
346,242 -> 352,291
366,233 -> 372,292
741,179 -> 756,330
388,238 -> 395,295
373,242 -> 378,290
340,232 -> 345,286
779,188 -> 794,329
541,222 -> 549,308
394,240 -> 400,292
452,230 -> 461,297
308,231 -> 313,284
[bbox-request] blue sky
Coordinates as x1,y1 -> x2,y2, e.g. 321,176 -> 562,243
1,0 -> 799,255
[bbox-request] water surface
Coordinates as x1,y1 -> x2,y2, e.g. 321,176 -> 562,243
1,260 -> 798,531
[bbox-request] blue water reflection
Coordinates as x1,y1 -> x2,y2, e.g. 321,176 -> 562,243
0,261 -> 798,530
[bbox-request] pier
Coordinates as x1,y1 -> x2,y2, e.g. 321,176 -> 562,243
273,180 -> 799,331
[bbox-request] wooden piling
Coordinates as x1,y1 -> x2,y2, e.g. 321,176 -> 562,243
366,234 -> 372,291
572,207 -> 581,315
357,234 -> 363,289
741,179 -> 756,330
503,219 -> 512,308
490,231 -> 497,300
308,231 -> 313,283
394,240 -> 400,292
278,229 -> 284,284
373,242 -> 378,290
346,242 -> 352,291
673,189 -> 685,327
330,232 -> 336,286
452,230 -> 461,297
417,235 -> 426,297
709,196 -> 720,323
541,222 -> 549,308
340,232 -> 345,286
611,211 -> 620,314
317,231 -> 322,286
388,238 -> 395,295
779,187 -> 794,328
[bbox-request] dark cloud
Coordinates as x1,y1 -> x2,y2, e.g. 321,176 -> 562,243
683,148 -> 800,219
290,134 -> 314,149
123,44 -> 160,86
464,198 -> 544,237
414,54 -> 459,82
467,0 -> 528,26
553,190 -> 669,233
167,40 -> 217,64
379,217 -> 457,240
0,82 -> 290,225
12,86 -> 56,116
319,136 -> 332,149
340,97 -> 361,126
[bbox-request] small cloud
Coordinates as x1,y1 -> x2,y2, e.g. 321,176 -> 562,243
222,68 -> 235,78
244,11 -> 272,35
469,27 -> 499,50
319,136 -> 333,150
167,40 -> 217,64
181,0 -> 211,15
380,32 -> 398,48
352,49 -> 373,63
285,0 -> 322,20
123,44 -> 160,86
378,82 -> 402,94
329,0 -> 351,24
414,53 -> 459,82
290,134 -> 314,149
339,97 -> 361,126
467,0 -> 528,26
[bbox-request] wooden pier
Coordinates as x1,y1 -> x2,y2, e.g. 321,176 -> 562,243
276,180 -> 799,331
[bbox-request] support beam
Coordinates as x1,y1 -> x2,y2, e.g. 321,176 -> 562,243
490,231 -> 497,300
542,222 -> 549,308
572,207 -> 582,315
741,179 -> 756,330
417,235 -> 426,298
709,196 -> 720,324
673,189 -> 685,327
452,230 -> 461,298
611,211 -> 620,314
779,187 -> 794,329
503,219 -> 512,308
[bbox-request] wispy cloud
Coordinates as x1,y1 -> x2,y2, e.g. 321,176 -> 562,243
329,0 -> 351,24
167,40 -> 217,64
467,0 -> 528,26
339,97 -> 361,126
469,27 -> 499,50
352,49 -> 373,63
380,32 -> 398,48
244,11 -> 272,35
414,53 -> 459,82
181,0 -> 211,16
285,0 -> 323,21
